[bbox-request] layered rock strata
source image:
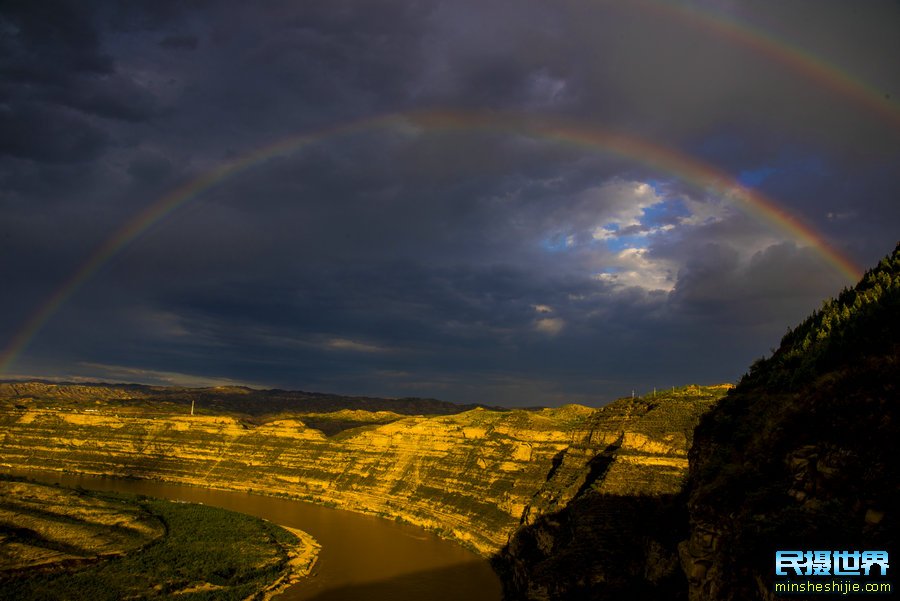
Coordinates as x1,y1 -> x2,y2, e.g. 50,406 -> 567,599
0,384 -> 723,556
494,387 -> 725,599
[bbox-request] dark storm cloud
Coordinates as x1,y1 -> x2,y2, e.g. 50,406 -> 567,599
0,0 -> 158,166
667,241 -> 846,327
159,34 -> 198,51
0,104 -> 109,162
1,0 -> 898,404
0,0 -> 112,80
47,73 -> 160,122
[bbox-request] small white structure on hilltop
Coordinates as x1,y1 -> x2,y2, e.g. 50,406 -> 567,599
190,399 -> 195,416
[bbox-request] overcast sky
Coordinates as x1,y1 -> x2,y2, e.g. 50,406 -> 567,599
1,0 -> 898,406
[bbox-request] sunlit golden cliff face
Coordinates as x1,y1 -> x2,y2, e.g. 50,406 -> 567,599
0,382 -> 723,555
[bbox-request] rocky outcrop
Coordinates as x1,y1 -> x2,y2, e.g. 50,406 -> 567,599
492,387 -> 725,600
0,384 -> 723,558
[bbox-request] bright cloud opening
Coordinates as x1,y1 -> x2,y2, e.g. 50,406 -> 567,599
594,247 -> 676,292
535,317 -> 565,335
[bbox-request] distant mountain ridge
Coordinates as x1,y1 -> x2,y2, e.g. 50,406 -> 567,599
0,380 -> 497,417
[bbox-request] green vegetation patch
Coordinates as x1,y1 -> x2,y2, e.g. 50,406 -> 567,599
1,482 -> 305,601
742,242 -> 900,390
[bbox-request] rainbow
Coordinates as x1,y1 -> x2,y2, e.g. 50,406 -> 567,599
0,109 -> 863,375
637,0 -> 900,130
412,110 -> 862,279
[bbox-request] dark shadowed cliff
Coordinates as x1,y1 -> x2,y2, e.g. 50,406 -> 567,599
681,243 -> 899,600
495,244 -> 899,600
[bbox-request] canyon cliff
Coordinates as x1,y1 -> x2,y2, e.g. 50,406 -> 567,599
5,247 -> 895,599
0,383 -> 721,559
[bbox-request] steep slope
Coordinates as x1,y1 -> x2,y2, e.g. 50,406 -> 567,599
0,385 -> 723,557
494,387 -> 725,600
681,244 -> 900,600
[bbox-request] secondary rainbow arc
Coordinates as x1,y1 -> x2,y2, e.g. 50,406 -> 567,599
0,109 -> 864,375
638,0 -> 900,130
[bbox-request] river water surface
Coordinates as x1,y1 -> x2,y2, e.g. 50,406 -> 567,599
4,470 -> 502,601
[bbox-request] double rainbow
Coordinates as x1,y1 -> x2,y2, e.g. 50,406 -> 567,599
0,109 -> 863,375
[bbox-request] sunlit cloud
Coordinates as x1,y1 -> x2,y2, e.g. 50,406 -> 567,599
580,180 -> 664,236
535,317 -> 565,335
593,248 -> 677,292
